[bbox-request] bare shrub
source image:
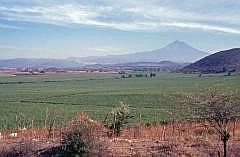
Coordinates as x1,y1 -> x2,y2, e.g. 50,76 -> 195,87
43,108 -> 58,139
183,90 -> 240,157
61,113 -> 105,156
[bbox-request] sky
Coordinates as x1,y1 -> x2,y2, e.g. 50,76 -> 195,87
0,0 -> 239,59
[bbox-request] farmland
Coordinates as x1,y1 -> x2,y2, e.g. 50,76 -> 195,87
0,72 -> 240,130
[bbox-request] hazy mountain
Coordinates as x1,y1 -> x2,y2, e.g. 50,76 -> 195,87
0,41 -> 207,69
182,48 -> 240,73
83,61 -> 188,71
113,61 -> 189,72
69,41 -> 208,64
83,61 -> 189,69
0,58 -> 81,69
112,61 -> 188,69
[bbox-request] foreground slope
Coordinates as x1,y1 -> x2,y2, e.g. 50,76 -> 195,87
182,48 -> 240,73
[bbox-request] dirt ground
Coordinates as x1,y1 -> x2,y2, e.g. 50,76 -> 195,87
1,134 -> 240,157
1,118 -> 240,157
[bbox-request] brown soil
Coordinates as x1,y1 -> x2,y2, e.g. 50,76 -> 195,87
1,119 -> 240,157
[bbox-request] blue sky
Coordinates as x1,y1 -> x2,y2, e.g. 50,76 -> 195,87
0,0 -> 239,59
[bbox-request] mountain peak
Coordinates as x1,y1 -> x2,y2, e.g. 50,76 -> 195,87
166,40 -> 190,48
68,40 -> 208,64
173,40 -> 186,44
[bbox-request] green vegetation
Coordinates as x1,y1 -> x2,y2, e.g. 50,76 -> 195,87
104,102 -> 131,136
0,73 -> 240,129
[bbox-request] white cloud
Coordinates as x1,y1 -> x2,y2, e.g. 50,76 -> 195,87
0,23 -> 22,30
160,22 -> 240,34
79,46 -> 128,56
0,4 -> 98,25
0,0 -> 240,34
0,45 -> 37,50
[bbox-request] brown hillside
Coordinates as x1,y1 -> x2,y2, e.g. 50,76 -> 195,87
182,48 -> 240,73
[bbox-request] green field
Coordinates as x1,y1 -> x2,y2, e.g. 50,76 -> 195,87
0,72 -> 240,129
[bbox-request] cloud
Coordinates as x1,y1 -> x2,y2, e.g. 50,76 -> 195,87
0,45 -> 37,50
0,0 -> 240,34
79,46 -> 128,56
160,22 -> 240,34
0,23 -> 22,30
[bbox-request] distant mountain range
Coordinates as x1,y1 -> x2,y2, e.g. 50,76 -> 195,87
0,58 -> 81,69
83,61 -> 189,72
69,40 -> 208,64
182,48 -> 240,73
0,41 -> 208,69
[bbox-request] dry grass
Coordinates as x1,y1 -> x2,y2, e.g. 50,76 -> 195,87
1,115 -> 240,156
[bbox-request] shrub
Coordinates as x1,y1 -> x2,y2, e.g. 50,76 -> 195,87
61,129 -> 87,155
104,102 -> 131,136
150,73 -> 156,77
135,74 -> 144,77
185,90 -> 240,157
61,114 -> 104,156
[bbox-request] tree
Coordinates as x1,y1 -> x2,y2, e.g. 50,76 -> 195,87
187,90 -> 240,157
150,73 -> 156,77
227,72 -> 231,76
104,102 -> 132,136
222,67 -> 227,73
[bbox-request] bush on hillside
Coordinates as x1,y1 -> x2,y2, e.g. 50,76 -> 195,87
61,113 -> 105,156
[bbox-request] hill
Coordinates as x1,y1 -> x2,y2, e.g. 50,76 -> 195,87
69,40 -> 208,64
182,48 -> 240,73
